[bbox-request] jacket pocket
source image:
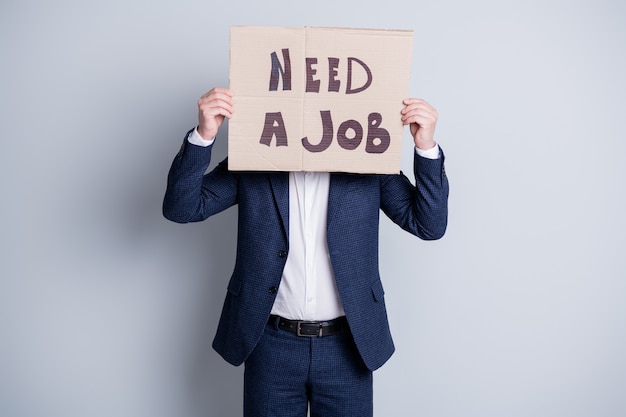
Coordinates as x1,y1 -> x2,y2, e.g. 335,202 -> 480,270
371,279 -> 385,302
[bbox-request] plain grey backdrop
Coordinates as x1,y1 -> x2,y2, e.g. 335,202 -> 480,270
2,0 -> 625,416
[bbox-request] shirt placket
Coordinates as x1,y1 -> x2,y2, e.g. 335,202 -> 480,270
303,173 -> 317,318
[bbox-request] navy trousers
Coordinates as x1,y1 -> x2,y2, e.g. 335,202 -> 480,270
244,317 -> 373,417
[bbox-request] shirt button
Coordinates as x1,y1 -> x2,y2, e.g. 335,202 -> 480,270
278,250 -> 287,258
269,286 -> 278,294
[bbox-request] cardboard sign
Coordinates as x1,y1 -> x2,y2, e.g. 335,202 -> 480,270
228,26 -> 413,174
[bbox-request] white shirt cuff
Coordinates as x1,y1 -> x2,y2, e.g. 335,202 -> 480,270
415,144 -> 440,159
188,127 -> 215,147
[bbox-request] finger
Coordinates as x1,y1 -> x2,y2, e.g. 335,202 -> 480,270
401,108 -> 437,125
402,102 -> 437,117
403,116 -> 435,129
201,87 -> 233,99
401,99 -> 437,115
199,93 -> 234,109
199,96 -> 235,119
200,102 -> 234,120
402,98 -> 434,108
200,96 -> 234,112
198,89 -> 234,110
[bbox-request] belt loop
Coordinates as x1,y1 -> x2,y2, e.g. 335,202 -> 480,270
269,314 -> 280,330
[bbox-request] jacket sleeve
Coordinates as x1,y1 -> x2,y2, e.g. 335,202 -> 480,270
379,148 -> 449,240
162,129 -> 238,223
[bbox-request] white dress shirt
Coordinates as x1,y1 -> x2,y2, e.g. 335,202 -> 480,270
270,170 -> 343,320
188,128 -> 440,320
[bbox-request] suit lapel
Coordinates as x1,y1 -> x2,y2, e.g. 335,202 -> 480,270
270,172 -> 359,239
269,172 -> 290,239
327,173 -> 352,231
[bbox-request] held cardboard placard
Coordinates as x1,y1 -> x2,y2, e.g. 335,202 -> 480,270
228,26 -> 413,174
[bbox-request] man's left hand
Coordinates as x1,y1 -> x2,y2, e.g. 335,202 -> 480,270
401,98 -> 438,151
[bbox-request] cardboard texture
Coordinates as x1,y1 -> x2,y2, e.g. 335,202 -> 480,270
228,26 -> 413,174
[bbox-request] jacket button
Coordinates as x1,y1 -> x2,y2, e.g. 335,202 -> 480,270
278,250 -> 287,258
269,286 -> 278,294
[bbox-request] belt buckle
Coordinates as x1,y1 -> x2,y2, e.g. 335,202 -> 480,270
297,321 -> 323,337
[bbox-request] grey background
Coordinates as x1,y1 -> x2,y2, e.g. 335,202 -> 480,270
2,0 -> 625,416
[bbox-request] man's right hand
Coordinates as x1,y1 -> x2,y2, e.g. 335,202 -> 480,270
197,88 -> 234,140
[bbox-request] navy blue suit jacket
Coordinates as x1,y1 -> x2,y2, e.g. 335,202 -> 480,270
163,130 -> 449,371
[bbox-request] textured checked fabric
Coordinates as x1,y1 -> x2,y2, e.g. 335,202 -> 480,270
244,318 -> 373,417
163,128 -> 449,371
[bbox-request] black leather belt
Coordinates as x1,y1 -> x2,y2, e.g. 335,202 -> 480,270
268,315 -> 348,337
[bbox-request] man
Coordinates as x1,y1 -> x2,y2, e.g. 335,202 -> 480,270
163,87 -> 449,417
